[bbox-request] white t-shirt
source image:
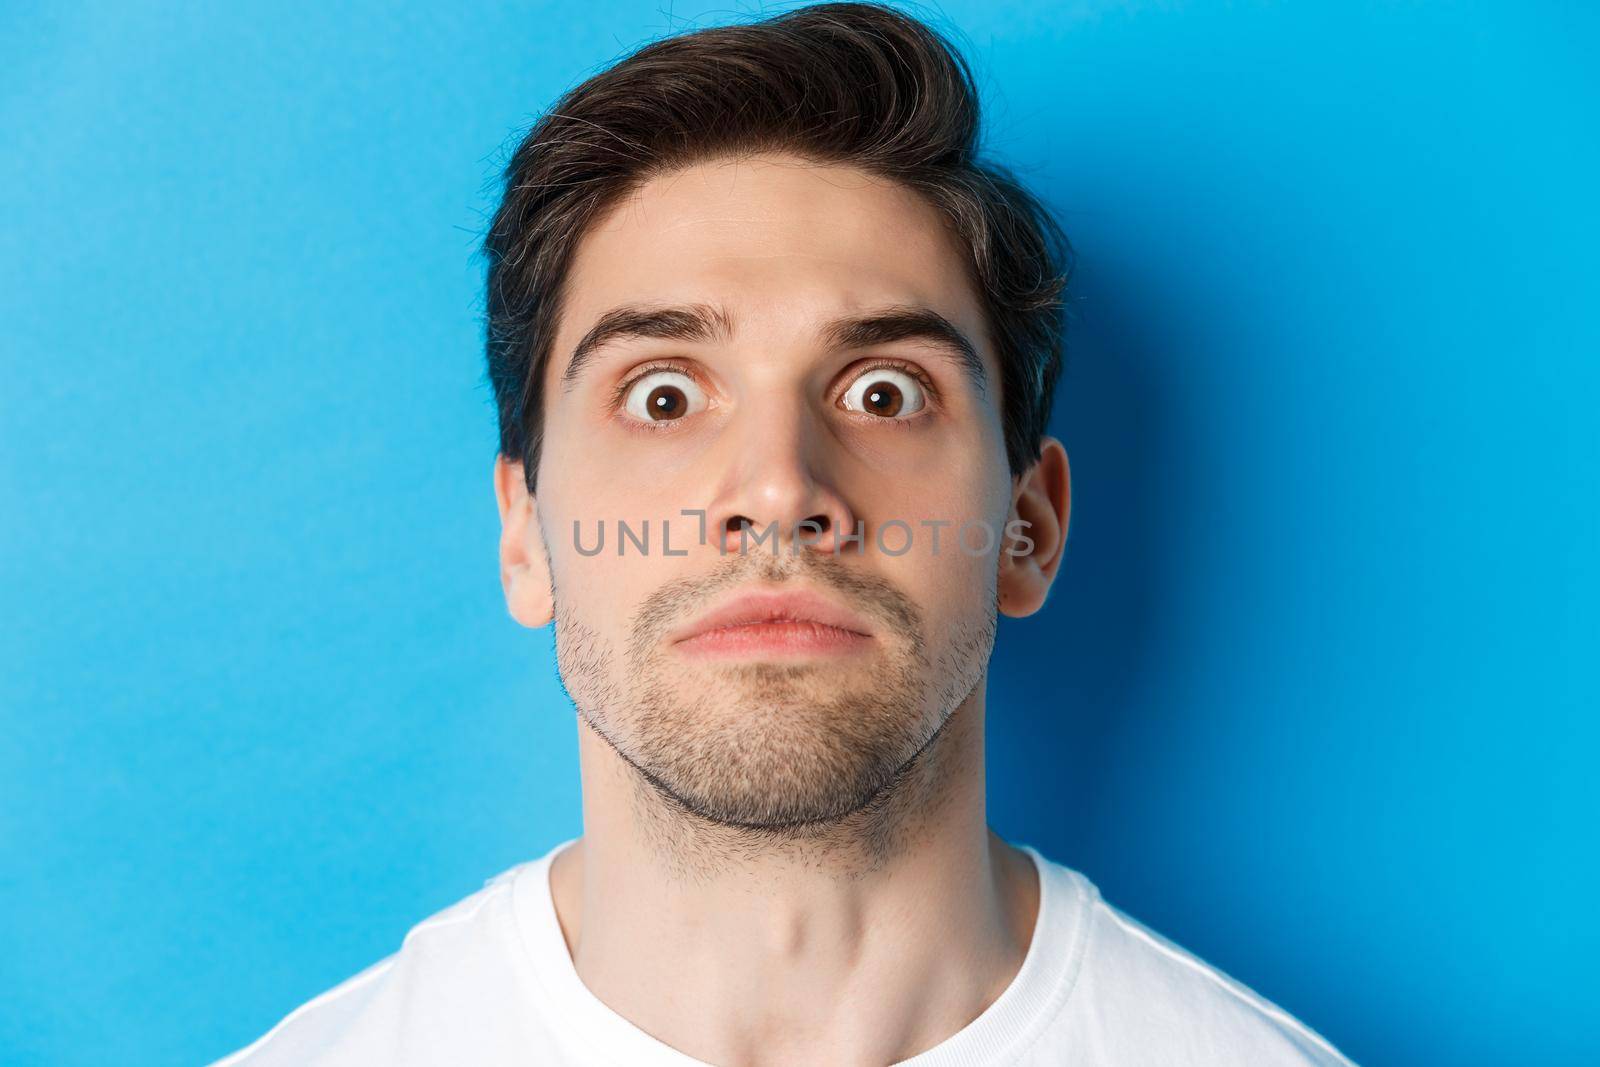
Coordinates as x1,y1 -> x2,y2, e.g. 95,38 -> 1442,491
211,838 -> 1354,1066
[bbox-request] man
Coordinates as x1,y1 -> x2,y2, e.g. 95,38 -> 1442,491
215,3 -> 1352,1064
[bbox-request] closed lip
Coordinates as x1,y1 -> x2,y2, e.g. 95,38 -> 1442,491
668,588 -> 874,645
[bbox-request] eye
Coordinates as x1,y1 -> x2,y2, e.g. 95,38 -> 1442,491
621,368 -> 709,424
839,366 -> 926,418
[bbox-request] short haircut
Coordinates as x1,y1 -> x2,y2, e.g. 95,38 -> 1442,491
483,1 -> 1074,493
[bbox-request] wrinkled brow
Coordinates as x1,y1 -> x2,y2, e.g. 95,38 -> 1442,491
559,302 -> 988,398
821,305 -> 988,399
560,303 -> 734,391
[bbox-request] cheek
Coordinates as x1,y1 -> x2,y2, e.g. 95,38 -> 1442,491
542,505 -> 676,637
544,416 -> 702,524
854,433 -> 1009,544
547,551 -> 646,664
537,474 -> 628,626
860,445 -> 1010,616
874,521 -> 1001,603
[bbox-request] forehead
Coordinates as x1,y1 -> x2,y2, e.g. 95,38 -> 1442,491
551,153 -> 992,370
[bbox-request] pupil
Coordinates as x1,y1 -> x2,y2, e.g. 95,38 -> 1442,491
648,386 -> 685,419
865,381 -> 903,416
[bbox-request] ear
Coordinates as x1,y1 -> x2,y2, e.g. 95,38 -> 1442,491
997,435 -> 1071,618
493,454 -> 554,629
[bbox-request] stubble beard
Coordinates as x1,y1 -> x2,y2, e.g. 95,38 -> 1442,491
551,550 -> 997,848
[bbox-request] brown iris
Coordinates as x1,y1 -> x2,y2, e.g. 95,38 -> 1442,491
861,379 -> 904,417
646,384 -> 688,420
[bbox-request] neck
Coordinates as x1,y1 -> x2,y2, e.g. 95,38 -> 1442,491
548,685 -> 1041,1066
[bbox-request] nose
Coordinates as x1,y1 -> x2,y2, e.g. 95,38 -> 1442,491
706,400 -> 858,558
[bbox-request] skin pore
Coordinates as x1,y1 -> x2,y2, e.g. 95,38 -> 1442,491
493,152 -> 1072,1066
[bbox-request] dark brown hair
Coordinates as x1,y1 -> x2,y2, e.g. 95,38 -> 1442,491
483,1 -> 1073,493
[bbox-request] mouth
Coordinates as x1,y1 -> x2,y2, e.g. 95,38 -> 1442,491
668,588 -> 875,660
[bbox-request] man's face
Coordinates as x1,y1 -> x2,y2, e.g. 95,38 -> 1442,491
532,152 -> 1014,830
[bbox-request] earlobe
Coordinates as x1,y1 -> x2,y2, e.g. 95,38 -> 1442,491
493,454 -> 555,630
996,436 -> 1071,618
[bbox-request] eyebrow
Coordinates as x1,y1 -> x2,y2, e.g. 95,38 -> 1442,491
561,303 -> 734,391
823,306 -> 989,399
558,302 -> 988,398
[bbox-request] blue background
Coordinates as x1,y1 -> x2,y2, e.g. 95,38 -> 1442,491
3,2 -> 1595,1064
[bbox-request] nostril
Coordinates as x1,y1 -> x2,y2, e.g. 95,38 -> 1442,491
720,514 -> 831,543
